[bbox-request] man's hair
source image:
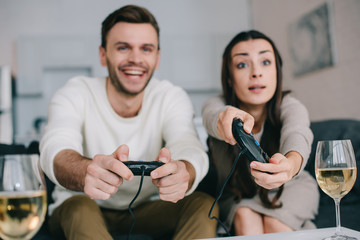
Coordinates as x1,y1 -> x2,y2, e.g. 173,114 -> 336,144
101,5 -> 160,49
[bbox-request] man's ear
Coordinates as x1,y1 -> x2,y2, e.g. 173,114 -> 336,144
155,49 -> 161,70
99,46 -> 107,67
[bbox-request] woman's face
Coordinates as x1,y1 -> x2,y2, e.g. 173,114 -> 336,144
231,39 -> 277,110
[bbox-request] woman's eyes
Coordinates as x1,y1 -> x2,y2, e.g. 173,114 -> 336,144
262,60 -> 271,66
236,60 -> 271,69
236,62 -> 247,69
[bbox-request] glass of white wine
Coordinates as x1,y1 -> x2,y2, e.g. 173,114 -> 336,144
315,140 -> 357,240
0,154 -> 47,240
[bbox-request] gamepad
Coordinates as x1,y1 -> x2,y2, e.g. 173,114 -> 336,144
232,118 -> 269,163
124,161 -> 164,176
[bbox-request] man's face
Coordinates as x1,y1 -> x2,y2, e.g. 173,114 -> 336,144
99,22 -> 160,96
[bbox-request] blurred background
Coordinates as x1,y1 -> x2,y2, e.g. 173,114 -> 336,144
0,0 -> 359,147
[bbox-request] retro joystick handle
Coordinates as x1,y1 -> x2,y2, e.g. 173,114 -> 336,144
232,118 -> 270,163
124,161 -> 164,176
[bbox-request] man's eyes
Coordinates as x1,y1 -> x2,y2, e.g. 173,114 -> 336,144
142,47 -> 154,53
117,46 -> 128,51
116,46 -> 154,53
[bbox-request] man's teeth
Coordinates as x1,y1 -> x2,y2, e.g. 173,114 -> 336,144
124,70 -> 143,75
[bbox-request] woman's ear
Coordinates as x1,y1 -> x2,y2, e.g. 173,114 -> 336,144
228,78 -> 232,87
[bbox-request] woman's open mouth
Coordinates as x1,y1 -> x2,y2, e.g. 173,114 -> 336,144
249,85 -> 266,93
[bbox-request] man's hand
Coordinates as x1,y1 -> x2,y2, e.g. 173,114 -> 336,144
151,148 -> 195,203
217,106 -> 254,145
84,145 -> 134,200
249,151 -> 303,189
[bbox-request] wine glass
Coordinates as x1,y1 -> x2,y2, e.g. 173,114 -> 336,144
0,154 -> 47,240
315,140 -> 357,240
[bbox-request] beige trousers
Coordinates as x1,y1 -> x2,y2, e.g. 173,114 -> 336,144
48,191 -> 218,240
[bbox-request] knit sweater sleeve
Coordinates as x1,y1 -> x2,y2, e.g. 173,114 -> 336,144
160,83 -> 209,194
279,95 -> 313,172
201,95 -> 227,140
39,77 -> 88,187
201,94 -> 313,172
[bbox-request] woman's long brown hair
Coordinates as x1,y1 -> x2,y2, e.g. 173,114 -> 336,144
220,30 -> 288,208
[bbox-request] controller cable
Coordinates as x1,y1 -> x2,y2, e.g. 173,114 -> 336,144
127,166 -> 146,240
208,147 -> 247,237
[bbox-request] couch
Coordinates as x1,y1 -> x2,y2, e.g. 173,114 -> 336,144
197,119 -> 360,232
1,119 -> 359,239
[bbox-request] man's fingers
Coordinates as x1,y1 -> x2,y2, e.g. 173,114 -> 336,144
93,154 -> 133,181
158,147 -> 171,163
112,144 -> 129,161
158,190 -> 185,203
84,185 -> 111,200
151,148 -> 171,178
151,160 -> 174,179
87,161 -> 122,185
154,177 -> 187,203
151,160 -> 190,203
84,173 -> 121,200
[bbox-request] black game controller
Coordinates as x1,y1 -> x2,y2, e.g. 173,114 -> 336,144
124,161 -> 164,176
232,118 -> 270,163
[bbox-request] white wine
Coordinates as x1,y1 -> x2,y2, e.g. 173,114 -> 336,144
0,190 -> 47,240
316,167 -> 357,199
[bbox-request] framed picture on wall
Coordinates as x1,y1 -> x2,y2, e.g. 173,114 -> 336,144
288,1 -> 336,77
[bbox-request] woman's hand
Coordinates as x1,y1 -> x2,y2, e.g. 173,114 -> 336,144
217,106 -> 255,145
249,151 -> 303,189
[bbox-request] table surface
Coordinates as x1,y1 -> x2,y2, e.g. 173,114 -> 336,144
199,227 -> 360,240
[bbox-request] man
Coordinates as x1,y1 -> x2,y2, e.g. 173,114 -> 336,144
39,5 -> 218,240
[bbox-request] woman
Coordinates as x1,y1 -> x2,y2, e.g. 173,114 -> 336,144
202,30 -> 319,235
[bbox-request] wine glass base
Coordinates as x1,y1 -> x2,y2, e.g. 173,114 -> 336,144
323,234 -> 358,240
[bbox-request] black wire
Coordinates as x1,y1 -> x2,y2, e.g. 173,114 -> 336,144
127,167 -> 145,240
208,147 -> 247,237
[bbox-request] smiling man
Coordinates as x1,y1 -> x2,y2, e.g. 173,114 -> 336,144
39,5 -> 218,240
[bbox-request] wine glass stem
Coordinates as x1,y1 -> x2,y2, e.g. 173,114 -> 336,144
334,198 -> 342,235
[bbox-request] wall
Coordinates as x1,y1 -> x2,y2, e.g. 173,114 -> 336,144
251,0 -> 360,121
0,0 -> 251,144
0,65 -> 12,143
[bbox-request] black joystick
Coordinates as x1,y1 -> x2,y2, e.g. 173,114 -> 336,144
232,118 -> 270,163
124,161 -> 164,176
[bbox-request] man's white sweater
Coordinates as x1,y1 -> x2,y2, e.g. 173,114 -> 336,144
40,76 -> 208,215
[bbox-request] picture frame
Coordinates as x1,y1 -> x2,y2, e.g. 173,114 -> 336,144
288,1 -> 336,77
